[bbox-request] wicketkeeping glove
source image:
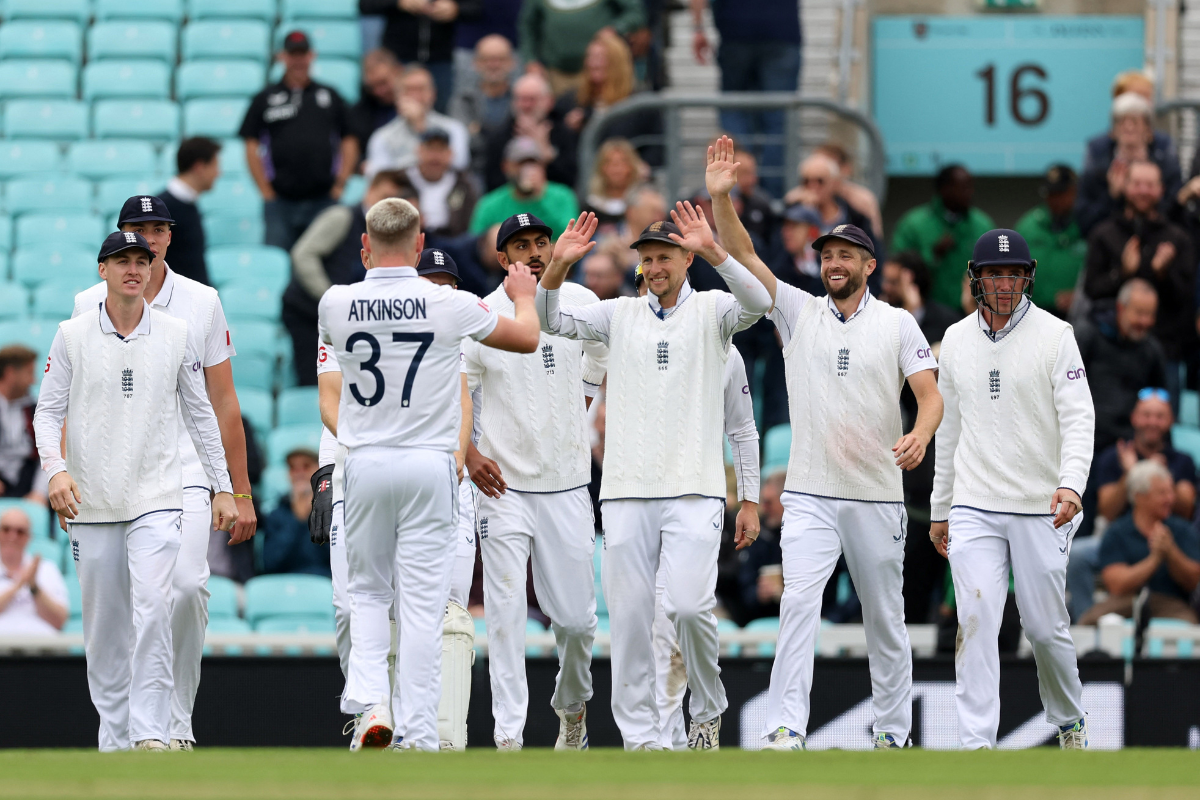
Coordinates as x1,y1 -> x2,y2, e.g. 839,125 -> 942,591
309,464 -> 334,545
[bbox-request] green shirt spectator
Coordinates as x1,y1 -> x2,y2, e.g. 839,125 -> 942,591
892,165 -> 995,310
469,136 -> 580,239
519,0 -> 646,78
1014,164 -> 1085,317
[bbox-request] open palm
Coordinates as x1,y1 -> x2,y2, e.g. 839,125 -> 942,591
551,212 -> 598,265
706,135 -> 740,197
668,201 -> 717,253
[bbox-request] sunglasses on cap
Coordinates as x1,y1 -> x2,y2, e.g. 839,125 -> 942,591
1137,387 -> 1170,403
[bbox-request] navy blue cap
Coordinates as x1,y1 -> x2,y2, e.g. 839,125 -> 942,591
630,219 -> 682,249
811,223 -> 875,257
117,194 -> 174,227
496,213 -> 553,251
416,248 -> 460,283
420,127 -> 451,144
98,230 -> 153,261
971,229 -> 1033,269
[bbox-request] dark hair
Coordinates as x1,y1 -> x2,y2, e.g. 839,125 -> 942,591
371,169 -> 408,189
934,164 -> 968,190
176,137 -> 221,175
0,344 -> 38,377
888,250 -> 932,301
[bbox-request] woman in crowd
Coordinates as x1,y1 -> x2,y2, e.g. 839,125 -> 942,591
582,138 -> 649,231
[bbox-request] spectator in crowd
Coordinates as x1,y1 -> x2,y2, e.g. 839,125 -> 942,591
1082,71 -> 1169,172
1076,279 -> 1169,454
557,32 -> 661,167
364,65 -> 470,178
786,153 -> 884,288
892,163 -> 996,311
730,147 -> 776,244
582,138 -> 647,231
814,142 -> 885,240
737,473 -> 785,622
158,137 -> 221,287
519,0 -> 647,95
469,137 -> 580,238
767,203 -> 823,296
1082,159 -> 1195,401
582,245 -> 633,300
359,0 -> 459,113
617,186 -> 667,254
449,34 -> 517,160
394,129 -> 479,238
352,48 -> 401,147
0,507 -> 67,636
452,0 -> 520,76
483,73 -> 578,192
0,346 -> 45,504
260,448 -> 330,577
691,0 -> 800,197
1076,92 -> 1181,236
282,171 -> 407,386
880,251 -> 959,350
240,31 -> 359,252
1079,460 -> 1200,624
1014,164 -> 1086,318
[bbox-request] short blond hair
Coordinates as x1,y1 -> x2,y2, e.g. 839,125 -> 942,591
366,197 -> 420,252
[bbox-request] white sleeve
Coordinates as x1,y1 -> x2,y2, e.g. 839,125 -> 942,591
766,281 -> 812,348
929,340 -> 960,522
1051,327 -> 1095,498
713,254 -> 772,317
177,341 -> 234,495
573,287 -> 609,391
455,291 -> 500,342
723,348 -> 760,503
319,426 -> 337,468
451,119 -> 470,171
461,338 -> 484,391
537,285 -> 615,344
470,385 -> 483,445
316,338 -> 341,375
32,330 -> 71,481
897,310 -> 936,377
204,297 -> 236,366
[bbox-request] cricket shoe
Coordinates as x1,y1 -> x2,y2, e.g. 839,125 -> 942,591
495,738 -> 523,751
1058,718 -> 1089,749
632,743 -> 664,751
133,740 -> 168,752
762,727 -> 806,751
874,733 -> 904,749
554,703 -> 588,750
169,739 -> 193,752
687,716 -> 720,750
389,737 -> 417,752
350,703 -> 393,751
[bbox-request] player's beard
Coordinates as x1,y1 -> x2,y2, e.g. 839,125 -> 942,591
526,258 -> 545,279
823,268 -> 863,300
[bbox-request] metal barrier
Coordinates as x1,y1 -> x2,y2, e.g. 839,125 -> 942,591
576,92 -> 888,205
1155,100 -> 1200,176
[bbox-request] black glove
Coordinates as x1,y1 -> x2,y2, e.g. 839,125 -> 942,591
309,464 -> 334,545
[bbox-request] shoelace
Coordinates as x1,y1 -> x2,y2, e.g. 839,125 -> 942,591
561,714 -> 584,748
343,715 -> 361,737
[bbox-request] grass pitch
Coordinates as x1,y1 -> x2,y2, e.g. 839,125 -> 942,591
1,748 -> 1196,800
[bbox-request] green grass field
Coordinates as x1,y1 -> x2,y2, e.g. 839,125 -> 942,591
1,749 -> 1197,800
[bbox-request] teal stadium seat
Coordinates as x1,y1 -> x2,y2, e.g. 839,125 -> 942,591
277,386 -> 319,427
593,544 -> 606,615
258,464 -> 290,504
68,140 -> 158,179
203,212 -> 264,245
184,98 -> 251,138
206,616 -> 252,634
216,138 -> 248,174
87,22 -> 178,63
82,60 -> 172,101
95,0 -> 184,23
12,245 -> 96,287
255,614 -> 335,634
93,100 -> 180,141
230,351 -> 275,392
4,100 -> 88,140
183,21 -> 271,62
0,213 -> 10,250
0,21 -> 83,63
243,573 -> 333,625
0,141 -> 63,178
1180,390 -> 1199,429
282,0 -> 357,19
220,283 -> 282,322
0,319 -> 58,361
33,279 -> 94,319
188,0 -> 278,22
525,618 -> 547,657
269,57 -> 360,103
237,387 -> 274,438
0,498 -> 51,540
275,21 -> 361,60
1171,425 -> 1200,464
207,574 -> 240,618
207,245 -> 290,293
0,283 -> 28,320
176,60 -> 265,101
763,424 -> 791,477
17,213 -> 105,249
340,174 -> 365,206
26,537 -> 65,572
4,0 -> 92,23
226,319 -> 282,360
6,178 -> 92,215
0,60 -> 77,99
266,424 -> 322,467
744,617 -> 780,657
198,179 -> 262,217
98,177 -> 161,212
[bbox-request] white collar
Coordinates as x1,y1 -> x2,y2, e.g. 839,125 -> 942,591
648,279 -> 693,319
98,299 -> 153,340
166,177 -> 199,203
977,297 -> 1030,341
365,266 -> 418,280
827,290 -> 870,323
148,265 -> 176,309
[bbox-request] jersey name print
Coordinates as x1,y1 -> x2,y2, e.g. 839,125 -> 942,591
347,297 -> 428,322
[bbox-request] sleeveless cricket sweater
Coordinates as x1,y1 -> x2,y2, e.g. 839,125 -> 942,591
600,291 -> 728,501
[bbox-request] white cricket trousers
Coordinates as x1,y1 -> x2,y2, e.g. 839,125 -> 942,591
947,506 -> 1085,749
653,562 -> 689,750
765,493 -> 911,741
601,496 -> 727,750
169,487 -> 212,743
342,446 -> 458,752
73,509 -> 182,751
479,486 -> 596,744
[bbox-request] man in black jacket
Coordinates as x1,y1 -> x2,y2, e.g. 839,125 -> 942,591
158,138 -> 221,287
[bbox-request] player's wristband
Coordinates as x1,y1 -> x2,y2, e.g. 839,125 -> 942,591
233,494 -> 253,499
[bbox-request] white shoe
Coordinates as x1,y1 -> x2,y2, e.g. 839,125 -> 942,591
762,727 -> 806,751
874,733 -> 904,749
389,737 -> 416,752
1058,718 -> 1089,749
687,716 -> 720,750
168,739 -> 193,752
133,740 -> 168,752
495,738 -> 522,751
350,703 -> 393,752
632,742 -> 664,751
554,703 -> 588,751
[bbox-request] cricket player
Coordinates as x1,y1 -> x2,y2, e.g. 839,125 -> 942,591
703,136 -> 943,750
538,208 -> 772,750
929,230 -> 1093,750
462,213 -> 607,751
319,199 -> 540,752
71,196 -> 256,751
35,232 -> 238,751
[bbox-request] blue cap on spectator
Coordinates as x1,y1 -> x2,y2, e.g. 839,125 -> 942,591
417,248 -> 460,284
971,228 -> 1033,269
496,212 -> 553,250
811,223 -> 875,257
117,194 -> 174,227
783,204 -> 822,226
98,230 -> 153,261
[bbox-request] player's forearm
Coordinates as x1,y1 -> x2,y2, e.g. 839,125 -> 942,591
928,382 -> 959,521
711,192 -> 776,302
712,254 -> 772,315
212,394 -> 251,494
728,433 -> 760,503
536,286 -> 611,342
911,389 -> 944,446
458,374 -> 473,455
318,372 -> 342,436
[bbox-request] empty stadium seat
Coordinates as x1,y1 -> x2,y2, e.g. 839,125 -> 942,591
254,614 -> 335,634
237,386 -> 274,437
97,177 -> 161,212
0,214 -> 10,251
197,179 -> 262,216
0,283 -> 28,320
176,60 -> 265,100
12,245 -> 96,287
216,138 -> 248,174
203,212 -> 263,245
762,424 -> 791,477
17,213 -> 105,249
188,0 -> 278,22
4,100 -> 88,140
226,319 -> 282,359
266,424 -> 322,467
0,141 -> 63,179
82,60 -> 172,101
26,537 -> 65,573
229,351 -> 275,392
0,60 -> 76,99
275,20 -> 360,60
87,21 -> 177,63
0,20 -> 82,62
207,244 -> 290,292
1180,390 -> 1199,429
277,386 -> 319,427
0,318 -> 58,359
221,283 -> 282,322
32,279 -> 93,319
183,20 -> 271,62
743,617 -> 780,657
184,98 -> 251,138
717,618 -> 742,657
258,464 -> 290,503
93,99 -> 180,141
68,140 -> 158,180
6,178 -> 92,215
95,0 -> 184,23
243,573 -> 333,625
268,57 -> 360,103
282,0 -> 356,19
1171,425 -> 1200,464
0,498 -> 51,540
4,0 -> 91,23
207,574 -> 240,618
206,616 -> 252,634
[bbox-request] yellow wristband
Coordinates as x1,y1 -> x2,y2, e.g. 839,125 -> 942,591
233,494 -> 253,499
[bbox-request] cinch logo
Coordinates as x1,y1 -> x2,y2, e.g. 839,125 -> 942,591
541,343 -> 555,372
1067,367 -> 1086,381
121,368 -> 133,398
916,347 -> 932,359
657,340 -> 669,370
998,234 -> 1010,253
140,197 -> 153,213
517,214 -> 530,227
741,384 -> 749,395
989,368 -> 1001,398
192,360 -> 201,372
837,347 -> 850,376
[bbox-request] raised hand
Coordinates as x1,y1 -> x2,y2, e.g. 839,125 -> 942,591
504,261 -> 538,301
706,135 -> 740,198
668,201 -> 725,264
550,212 -> 599,270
